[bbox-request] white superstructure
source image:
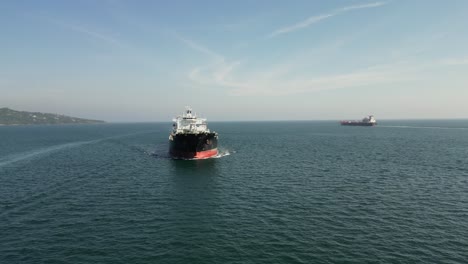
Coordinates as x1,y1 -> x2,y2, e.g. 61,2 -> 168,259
362,115 -> 377,124
172,107 -> 210,134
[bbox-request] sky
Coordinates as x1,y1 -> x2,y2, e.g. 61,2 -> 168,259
1,0 -> 468,122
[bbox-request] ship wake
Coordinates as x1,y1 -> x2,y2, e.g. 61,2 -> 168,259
212,149 -> 232,159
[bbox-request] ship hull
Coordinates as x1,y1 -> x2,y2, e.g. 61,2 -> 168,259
169,132 -> 218,159
341,122 -> 376,126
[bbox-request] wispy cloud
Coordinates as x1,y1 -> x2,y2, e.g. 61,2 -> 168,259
268,1 -> 387,38
173,33 -> 244,88
65,24 -> 122,46
225,64 -> 413,96
339,2 -> 387,11
188,60 -> 245,89
175,21 -> 463,98
172,33 -> 224,61
177,32 -> 411,97
39,16 -> 124,47
268,14 -> 334,38
186,53 -> 462,97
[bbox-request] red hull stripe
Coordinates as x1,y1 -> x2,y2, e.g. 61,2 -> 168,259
194,149 -> 218,159
171,149 -> 218,159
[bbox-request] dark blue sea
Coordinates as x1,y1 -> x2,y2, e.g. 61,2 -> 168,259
1,120 -> 468,263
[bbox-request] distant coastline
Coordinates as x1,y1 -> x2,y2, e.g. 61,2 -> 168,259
0,107 -> 105,125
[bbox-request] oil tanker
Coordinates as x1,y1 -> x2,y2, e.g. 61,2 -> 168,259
340,115 -> 377,126
169,107 -> 218,159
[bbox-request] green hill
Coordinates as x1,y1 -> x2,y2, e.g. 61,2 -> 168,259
0,107 -> 105,125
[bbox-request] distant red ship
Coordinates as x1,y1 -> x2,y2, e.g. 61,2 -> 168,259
340,115 -> 377,126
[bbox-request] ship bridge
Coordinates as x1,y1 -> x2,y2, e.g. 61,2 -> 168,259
172,107 -> 210,134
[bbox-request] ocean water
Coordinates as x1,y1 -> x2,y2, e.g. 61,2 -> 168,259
1,120 -> 468,263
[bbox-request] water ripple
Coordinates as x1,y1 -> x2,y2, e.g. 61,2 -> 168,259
1,122 -> 468,263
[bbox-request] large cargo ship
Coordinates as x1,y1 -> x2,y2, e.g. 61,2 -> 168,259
340,115 -> 377,126
169,107 -> 218,159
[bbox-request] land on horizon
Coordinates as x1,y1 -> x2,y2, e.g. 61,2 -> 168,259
0,107 -> 105,125
1,107 -> 467,125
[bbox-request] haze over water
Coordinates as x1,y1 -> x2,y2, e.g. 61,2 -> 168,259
1,120 -> 468,263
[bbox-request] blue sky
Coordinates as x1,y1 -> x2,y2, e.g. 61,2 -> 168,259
1,0 -> 468,121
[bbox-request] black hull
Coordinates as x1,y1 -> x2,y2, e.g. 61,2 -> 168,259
341,122 -> 376,126
169,132 -> 218,159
